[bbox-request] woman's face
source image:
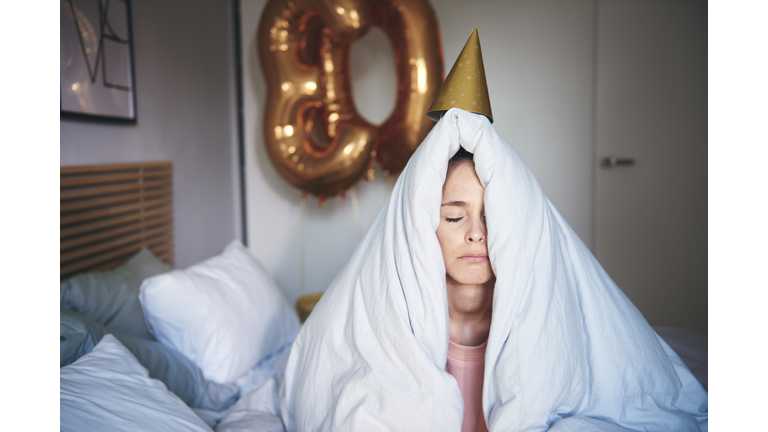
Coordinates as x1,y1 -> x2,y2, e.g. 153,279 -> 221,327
436,162 -> 495,286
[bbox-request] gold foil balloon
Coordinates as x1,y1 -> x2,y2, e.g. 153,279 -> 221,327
258,0 -> 443,198
368,0 -> 444,175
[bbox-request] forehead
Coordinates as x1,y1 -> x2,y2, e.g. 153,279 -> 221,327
442,163 -> 484,202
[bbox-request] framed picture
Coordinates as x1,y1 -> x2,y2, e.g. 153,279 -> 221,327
60,0 -> 137,123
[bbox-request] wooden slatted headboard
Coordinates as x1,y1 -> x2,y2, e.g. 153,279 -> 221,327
60,161 -> 175,281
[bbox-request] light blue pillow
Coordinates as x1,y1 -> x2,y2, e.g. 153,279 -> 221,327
60,308 -> 239,412
61,334 -> 214,432
61,248 -> 170,340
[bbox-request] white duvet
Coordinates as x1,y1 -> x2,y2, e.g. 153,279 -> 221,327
280,108 -> 707,431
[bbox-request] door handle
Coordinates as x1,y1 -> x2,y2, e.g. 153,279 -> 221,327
600,156 -> 635,167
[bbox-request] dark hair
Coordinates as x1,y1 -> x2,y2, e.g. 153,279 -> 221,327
446,146 -> 474,177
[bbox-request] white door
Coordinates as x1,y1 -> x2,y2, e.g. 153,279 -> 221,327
594,0 -> 707,332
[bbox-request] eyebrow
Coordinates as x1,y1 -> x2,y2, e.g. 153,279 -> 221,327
441,201 -> 468,207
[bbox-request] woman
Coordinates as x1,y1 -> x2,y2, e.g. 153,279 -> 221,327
439,147 -> 493,432
279,108 -> 707,431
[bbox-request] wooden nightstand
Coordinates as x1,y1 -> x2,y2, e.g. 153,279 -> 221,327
296,291 -> 324,323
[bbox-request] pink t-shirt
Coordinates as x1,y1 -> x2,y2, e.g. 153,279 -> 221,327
446,339 -> 488,432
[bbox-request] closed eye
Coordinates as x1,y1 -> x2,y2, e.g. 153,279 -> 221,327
445,217 -> 463,222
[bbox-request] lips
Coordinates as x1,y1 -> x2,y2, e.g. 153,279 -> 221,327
458,253 -> 489,262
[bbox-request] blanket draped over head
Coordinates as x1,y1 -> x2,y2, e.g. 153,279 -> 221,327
280,108 -> 708,432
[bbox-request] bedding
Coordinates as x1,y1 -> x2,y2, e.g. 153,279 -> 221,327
60,334 -> 214,432
61,248 -> 171,340
546,416 -> 636,432
217,375 -> 285,432
279,108 -> 708,431
139,240 -> 301,384
60,239 -> 302,430
653,326 -> 708,391
60,308 -> 240,411
203,326 -> 709,432
235,340 -> 294,396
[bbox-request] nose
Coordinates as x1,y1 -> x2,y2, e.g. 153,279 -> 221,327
466,215 -> 486,243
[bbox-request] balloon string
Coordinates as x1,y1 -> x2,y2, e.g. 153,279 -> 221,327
350,188 -> 362,233
300,193 -> 306,297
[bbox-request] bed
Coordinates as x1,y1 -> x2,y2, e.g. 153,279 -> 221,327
59,161 -> 707,431
60,161 -> 299,431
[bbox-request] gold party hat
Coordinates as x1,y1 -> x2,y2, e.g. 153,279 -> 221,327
427,28 -> 493,123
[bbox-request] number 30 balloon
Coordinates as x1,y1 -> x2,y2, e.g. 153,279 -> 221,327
258,0 -> 443,199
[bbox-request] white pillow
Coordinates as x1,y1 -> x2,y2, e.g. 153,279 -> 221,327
139,240 -> 300,384
60,334 -> 212,432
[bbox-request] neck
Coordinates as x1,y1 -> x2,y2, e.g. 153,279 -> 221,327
446,276 -> 494,346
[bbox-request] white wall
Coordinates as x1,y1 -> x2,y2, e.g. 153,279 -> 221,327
60,0 -> 242,268
241,0 -> 596,303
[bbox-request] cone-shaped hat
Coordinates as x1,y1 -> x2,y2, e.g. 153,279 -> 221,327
427,29 -> 493,123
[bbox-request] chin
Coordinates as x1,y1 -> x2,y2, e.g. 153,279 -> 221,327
449,264 -> 495,286
459,276 -> 494,286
